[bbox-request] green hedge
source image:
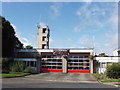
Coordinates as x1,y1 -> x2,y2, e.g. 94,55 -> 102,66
106,63 -> 120,79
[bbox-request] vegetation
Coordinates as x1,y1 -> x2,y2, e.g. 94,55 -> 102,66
2,16 -> 23,58
25,45 -> 33,49
1,16 -> 36,77
10,61 -> 25,72
23,67 -> 37,74
89,55 -> 94,60
2,58 -> 25,73
0,72 -> 30,78
92,73 -> 107,80
92,73 -> 120,82
106,63 -> 120,79
115,83 -> 120,85
101,79 -> 120,82
2,58 -> 13,73
92,63 -> 120,83
98,53 -> 108,57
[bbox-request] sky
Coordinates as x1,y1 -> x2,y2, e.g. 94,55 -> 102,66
1,1 -> 118,55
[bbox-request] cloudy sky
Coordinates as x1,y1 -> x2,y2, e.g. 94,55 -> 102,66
2,1 -> 118,55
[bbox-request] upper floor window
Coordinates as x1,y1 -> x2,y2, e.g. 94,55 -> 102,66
43,28 -> 46,33
42,28 -> 48,34
42,36 -> 48,41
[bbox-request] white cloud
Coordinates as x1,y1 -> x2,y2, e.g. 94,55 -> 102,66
11,23 -> 18,37
78,35 -> 93,48
50,3 -> 63,17
19,37 -> 31,47
74,2 -> 117,33
49,38 -> 54,47
94,33 -> 118,55
67,38 -> 72,42
105,33 -> 118,47
11,24 -> 16,31
74,26 -> 81,32
77,33 -> 118,55
108,11 -> 118,31
76,2 -> 93,18
75,3 -> 100,33
37,22 -> 47,27
11,24 -> 31,47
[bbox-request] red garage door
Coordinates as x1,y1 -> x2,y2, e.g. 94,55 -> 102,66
41,58 -> 62,73
67,55 -> 90,73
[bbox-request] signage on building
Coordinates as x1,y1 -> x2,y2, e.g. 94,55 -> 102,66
53,49 -> 69,56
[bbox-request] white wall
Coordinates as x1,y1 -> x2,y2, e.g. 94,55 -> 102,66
94,57 -> 120,63
95,57 -> 119,74
113,49 -> 120,56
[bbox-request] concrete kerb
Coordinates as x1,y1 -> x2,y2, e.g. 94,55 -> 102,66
98,81 -> 119,88
90,74 -> 119,88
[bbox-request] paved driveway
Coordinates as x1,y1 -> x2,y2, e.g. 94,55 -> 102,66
24,73 -> 97,82
2,73 -> 118,88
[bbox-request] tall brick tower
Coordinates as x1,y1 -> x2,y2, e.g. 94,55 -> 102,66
37,24 -> 50,49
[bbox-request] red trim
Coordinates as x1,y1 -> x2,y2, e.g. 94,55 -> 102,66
68,70 -> 90,73
41,69 -> 90,73
41,69 -> 62,72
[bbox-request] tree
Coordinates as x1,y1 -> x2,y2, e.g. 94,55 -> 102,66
106,63 -> 120,79
1,16 -> 23,57
89,55 -> 94,60
98,53 -> 108,57
25,45 -> 33,49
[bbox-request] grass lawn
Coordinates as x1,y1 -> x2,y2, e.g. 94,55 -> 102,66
0,72 -> 30,78
101,79 -> 120,82
92,73 -> 120,82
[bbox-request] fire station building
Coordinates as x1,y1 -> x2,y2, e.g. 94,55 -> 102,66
14,25 -> 119,74
14,48 -> 94,73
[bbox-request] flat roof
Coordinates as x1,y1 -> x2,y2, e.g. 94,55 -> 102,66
16,48 -> 93,53
18,48 -> 93,50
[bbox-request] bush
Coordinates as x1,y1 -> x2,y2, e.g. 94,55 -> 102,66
23,67 -> 37,74
2,58 -> 13,73
92,73 -> 107,80
106,63 -> 120,79
10,61 -> 25,72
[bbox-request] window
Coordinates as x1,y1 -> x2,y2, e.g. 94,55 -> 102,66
42,44 -> 46,49
42,37 -> 46,41
43,28 -> 46,33
79,56 -> 83,58
84,56 -> 88,58
74,56 -> 78,58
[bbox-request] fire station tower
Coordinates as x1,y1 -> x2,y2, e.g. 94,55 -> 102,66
37,24 -> 50,49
